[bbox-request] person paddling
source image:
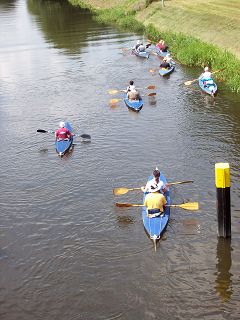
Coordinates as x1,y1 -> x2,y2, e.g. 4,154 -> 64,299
160,57 -> 171,69
143,185 -> 167,218
55,122 -> 73,141
126,80 -> 136,92
199,66 -> 214,88
156,39 -> 168,53
141,168 -> 168,194
126,80 -> 140,101
134,40 -> 151,53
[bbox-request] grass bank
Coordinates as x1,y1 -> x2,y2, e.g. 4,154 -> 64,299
69,0 -> 240,93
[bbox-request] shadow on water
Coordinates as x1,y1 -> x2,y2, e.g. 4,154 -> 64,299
215,237 -> 233,303
116,215 -> 135,228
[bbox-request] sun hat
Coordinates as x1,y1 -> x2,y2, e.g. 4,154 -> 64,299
59,121 -> 65,128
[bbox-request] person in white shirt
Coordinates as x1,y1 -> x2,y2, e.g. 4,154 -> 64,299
199,66 -> 214,87
126,80 -> 136,92
141,168 -> 168,194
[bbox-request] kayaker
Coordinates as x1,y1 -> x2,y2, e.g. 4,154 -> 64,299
127,89 -> 140,101
126,81 -> 140,101
144,185 -> 167,218
156,39 -> 168,52
126,80 -> 136,92
134,40 -> 151,53
134,40 -> 142,51
55,122 -> 73,141
141,168 -> 168,194
137,43 -> 145,53
160,57 -> 171,69
199,66 -> 214,87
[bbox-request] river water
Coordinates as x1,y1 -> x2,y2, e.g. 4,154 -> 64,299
0,0 -> 240,319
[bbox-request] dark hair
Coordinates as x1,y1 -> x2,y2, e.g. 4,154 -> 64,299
129,80 -> 134,85
153,169 -> 160,178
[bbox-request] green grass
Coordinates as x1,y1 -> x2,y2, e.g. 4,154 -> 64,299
69,0 -> 240,93
138,0 -> 240,58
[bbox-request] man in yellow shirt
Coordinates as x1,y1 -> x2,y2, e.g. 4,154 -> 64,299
144,185 -> 167,218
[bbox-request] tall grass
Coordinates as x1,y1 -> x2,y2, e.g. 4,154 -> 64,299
145,24 -> 240,92
69,1 -> 240,92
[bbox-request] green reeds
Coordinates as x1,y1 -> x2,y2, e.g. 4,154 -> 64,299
69,1 -> 240,93
146,25 -> 240,92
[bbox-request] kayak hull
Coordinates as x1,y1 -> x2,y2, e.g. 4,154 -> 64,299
199,78 -> 218,96
124,94 -> 143,112
156,48 -> 170,57
55,122 -> 73,156
142,173 -> 170,246
131,49 -> 149,59
159,65 -> 175,76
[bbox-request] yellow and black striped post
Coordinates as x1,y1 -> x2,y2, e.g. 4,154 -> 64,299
215,163 -> 231,238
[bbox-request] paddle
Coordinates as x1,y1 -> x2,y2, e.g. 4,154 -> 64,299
110,92 -> 156,104
37,129 -> 91,140
113,180 -> 194,195
184,67 -> 226,86
150,51 -> 158,56
108,85 -> 156,95
37,129 -> 54,134
115,202 -> 199,211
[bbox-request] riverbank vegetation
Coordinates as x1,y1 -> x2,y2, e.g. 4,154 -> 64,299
69,0 -> 240,93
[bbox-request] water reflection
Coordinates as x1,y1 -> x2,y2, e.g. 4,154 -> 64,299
0,0 -> 16,10
27,0 -> 102,53
215,237 -> 233,303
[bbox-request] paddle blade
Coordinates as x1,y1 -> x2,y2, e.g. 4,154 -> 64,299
184,80 -> 194,86
113,188 -> 129,195
37,129 -> 47,133
108,89 -> 119,94
179,202 -> 199,211
115,202 -> 143,207
146,85 -> 156,89
37,129 -> 54,134
110,99 -> 121,104
80,134 -> 91,139
149,69 -> 156,73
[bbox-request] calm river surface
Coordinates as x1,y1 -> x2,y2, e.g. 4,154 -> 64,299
0,0 -> 240,319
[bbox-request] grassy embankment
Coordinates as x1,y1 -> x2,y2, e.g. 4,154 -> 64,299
69,0 -> 240,93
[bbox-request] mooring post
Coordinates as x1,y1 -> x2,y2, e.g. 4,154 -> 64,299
215,163 -> 231,238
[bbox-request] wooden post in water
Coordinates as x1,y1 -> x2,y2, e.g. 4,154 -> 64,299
215,163 -> 231,238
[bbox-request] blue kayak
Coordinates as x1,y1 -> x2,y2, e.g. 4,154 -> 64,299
131,49 -> 149,59
159,64 -> 175,76
156,48 -> 170,57
124,94 -> 143,112
142,173 -> 170,250
55,122 -> 73,157
199,78 -> 217,96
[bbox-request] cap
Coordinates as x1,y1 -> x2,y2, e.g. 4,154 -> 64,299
59,121 -> 65,128
204,66 -> 209,72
